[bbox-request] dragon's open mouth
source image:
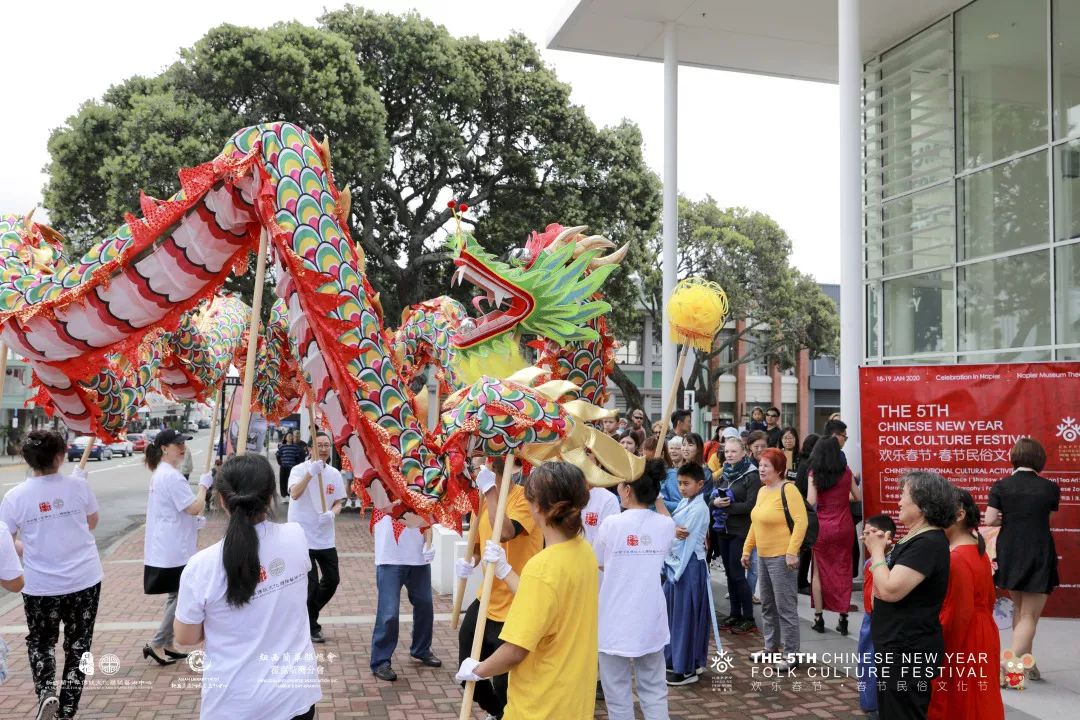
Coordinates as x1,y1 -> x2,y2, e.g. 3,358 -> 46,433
450,249 -> 534,349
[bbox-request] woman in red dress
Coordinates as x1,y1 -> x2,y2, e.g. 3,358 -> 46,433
928,489 -> 1003,720
806,436 -> 860,636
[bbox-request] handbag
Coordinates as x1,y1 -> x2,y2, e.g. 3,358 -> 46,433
780,481 -> 819,552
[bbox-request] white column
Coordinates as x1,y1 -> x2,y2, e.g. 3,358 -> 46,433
838,0 -> 862,471
662,23 -> 679,422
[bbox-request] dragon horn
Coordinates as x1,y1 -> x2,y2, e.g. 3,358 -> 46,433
587,243 -> 629,269
337,186 -> 352,227
548,225 -> 588,253
571,235 -> 616,258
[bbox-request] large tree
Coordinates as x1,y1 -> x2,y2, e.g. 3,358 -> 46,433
43,9 -> 659,330
612,195 -> 840,415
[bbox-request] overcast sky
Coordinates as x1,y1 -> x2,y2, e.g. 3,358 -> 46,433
0,0 -> 840,283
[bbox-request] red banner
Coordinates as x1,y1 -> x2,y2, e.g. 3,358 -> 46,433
859,363 -> 1080,618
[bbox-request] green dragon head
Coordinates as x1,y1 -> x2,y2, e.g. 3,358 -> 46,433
445,223 -> 627,359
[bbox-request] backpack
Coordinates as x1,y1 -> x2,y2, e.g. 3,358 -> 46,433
780,481 -> 819,552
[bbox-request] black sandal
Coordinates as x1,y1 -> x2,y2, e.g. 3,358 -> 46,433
143,644 -> 176,666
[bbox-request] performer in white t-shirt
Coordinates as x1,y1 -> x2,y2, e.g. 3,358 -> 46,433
0,430 -> 102,720
175,453 -> 322,720
287,432 -> 347,643
369,512 -> 441,681
581,487 -> 621,550
141,428 -> 211,666
593,458 -> 676,720
0,519 -> 23,592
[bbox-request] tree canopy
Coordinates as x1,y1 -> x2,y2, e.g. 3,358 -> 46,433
43,8 -> 660,329
613,195 -> 840,414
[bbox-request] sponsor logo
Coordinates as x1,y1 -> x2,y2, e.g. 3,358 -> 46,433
79,652 -> 95,676
640,534 -> 653,546
326,484 -> 335,495
38,502 -> 52,513
1057,416 -> 1080,443
54,498 -> 65,510
269,558 -> 286,577
99,653 -> 120,675
584,511 -> 598,527
188,650 -> 211,673
626,534 -> 639,547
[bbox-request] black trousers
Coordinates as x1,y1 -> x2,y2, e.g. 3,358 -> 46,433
877,647 -> 939,720
458,599 -> 509,718
290,705 -> 315,720
280,466 -> 295,499
307,548 -> 340,633
23,582 -> 101,719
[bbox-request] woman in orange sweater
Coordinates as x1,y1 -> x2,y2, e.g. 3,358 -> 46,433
742,448 -> 807,670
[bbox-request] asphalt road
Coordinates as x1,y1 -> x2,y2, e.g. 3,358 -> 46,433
0,429 -> 218,553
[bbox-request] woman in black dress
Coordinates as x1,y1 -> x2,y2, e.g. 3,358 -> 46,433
985,437 -> 1059,675
864,470 -> 953,720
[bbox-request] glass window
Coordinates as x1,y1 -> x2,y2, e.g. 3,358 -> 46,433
865,210 -> 883,279
867,283 -> 881,357
781,404 -> 797,429
884,355 -> 951,365
1053,0 -> 1080,138
1057,346 -> 1080,360
956,0 -> 1048,169
959,349 -> 1052,363
615,336 -> 641,365
879,183 -> 955,276
883,269 -> 955,356
1054,140 -> 1080,241
715,330 -> 735,372
1057,243 -> 1080,345
958,251 -> 1051,351
813,357 -> 840,376
960,150 -> 1049,259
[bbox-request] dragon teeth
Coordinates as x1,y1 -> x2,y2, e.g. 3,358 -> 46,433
452,267 -> 465,287
492,287 -> 508,308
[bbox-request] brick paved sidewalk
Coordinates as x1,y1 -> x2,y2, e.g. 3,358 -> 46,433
0,507 -> 865,719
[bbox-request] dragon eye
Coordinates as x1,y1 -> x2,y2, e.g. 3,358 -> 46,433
507,247 -> 530,266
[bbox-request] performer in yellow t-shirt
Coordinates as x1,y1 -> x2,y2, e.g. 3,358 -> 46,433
456,461 -> 599,720
454,458 -> 543,718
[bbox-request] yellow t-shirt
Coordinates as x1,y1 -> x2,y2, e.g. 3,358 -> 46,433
499,535 -> 599,720
743,482 -> 807,558
474,484 -> 543,622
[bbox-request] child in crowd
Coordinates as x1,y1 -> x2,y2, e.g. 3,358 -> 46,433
595,459 -> 676,719
859,514 -> 896,720
663,462 -> 711,686
582,485 -> 621,555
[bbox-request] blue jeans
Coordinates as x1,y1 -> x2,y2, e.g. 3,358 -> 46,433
747,548 -> 759,595
370,564 -> 433,670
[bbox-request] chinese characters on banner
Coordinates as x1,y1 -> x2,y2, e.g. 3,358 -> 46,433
859,363 -> 1080,618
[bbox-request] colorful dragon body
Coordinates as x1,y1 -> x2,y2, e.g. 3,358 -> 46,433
1,121 -> 638,529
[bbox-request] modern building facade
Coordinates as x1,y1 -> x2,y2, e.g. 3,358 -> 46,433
550,0 -> 1079,467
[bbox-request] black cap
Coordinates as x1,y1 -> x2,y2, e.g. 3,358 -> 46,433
154,428 -> 191,448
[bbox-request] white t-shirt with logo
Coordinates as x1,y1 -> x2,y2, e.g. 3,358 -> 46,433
581,488 -> 620,549
144,461 -> 199,568
176,521 -> 321,719
373,515 -> 427,566
0,473 -> 102,596
287,460 -> 347,550
0,520 -> 22,581
593,508 -> 675,657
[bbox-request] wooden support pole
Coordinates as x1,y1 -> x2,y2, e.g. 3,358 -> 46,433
308,401 -> 326,513
459,457 -> 516,720
235,231 -> 269,455
78,436 -> 96,470
0,342 -> 8,406
451,509 -> 481,631
203,386 -> 222,475
653,344 -> 691,457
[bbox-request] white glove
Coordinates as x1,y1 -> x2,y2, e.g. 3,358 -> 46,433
195,516 -> 207,530
310,460 -> 326,476
475,466 -> 496,495
422,546 -> 436,564
483,540 -> 512,580
71,467 -> 88,482
198,472 -> 214,490
318,510 -> 335,526
454,557 -> 477,579
455,657 -> 486,683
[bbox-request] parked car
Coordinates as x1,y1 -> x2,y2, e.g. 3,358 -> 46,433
185,421 -> 199,434
67,436 -> 113,462
128,433 -> 148,452
144,429 -> 161,444
197,419 -> 211,429
108,438 -> 134,457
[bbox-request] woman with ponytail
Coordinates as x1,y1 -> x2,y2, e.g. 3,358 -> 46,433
142,429 -> 209,666
174,454 -> 321,719
928,488 -> 1003,720
456,460 -> 599,719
